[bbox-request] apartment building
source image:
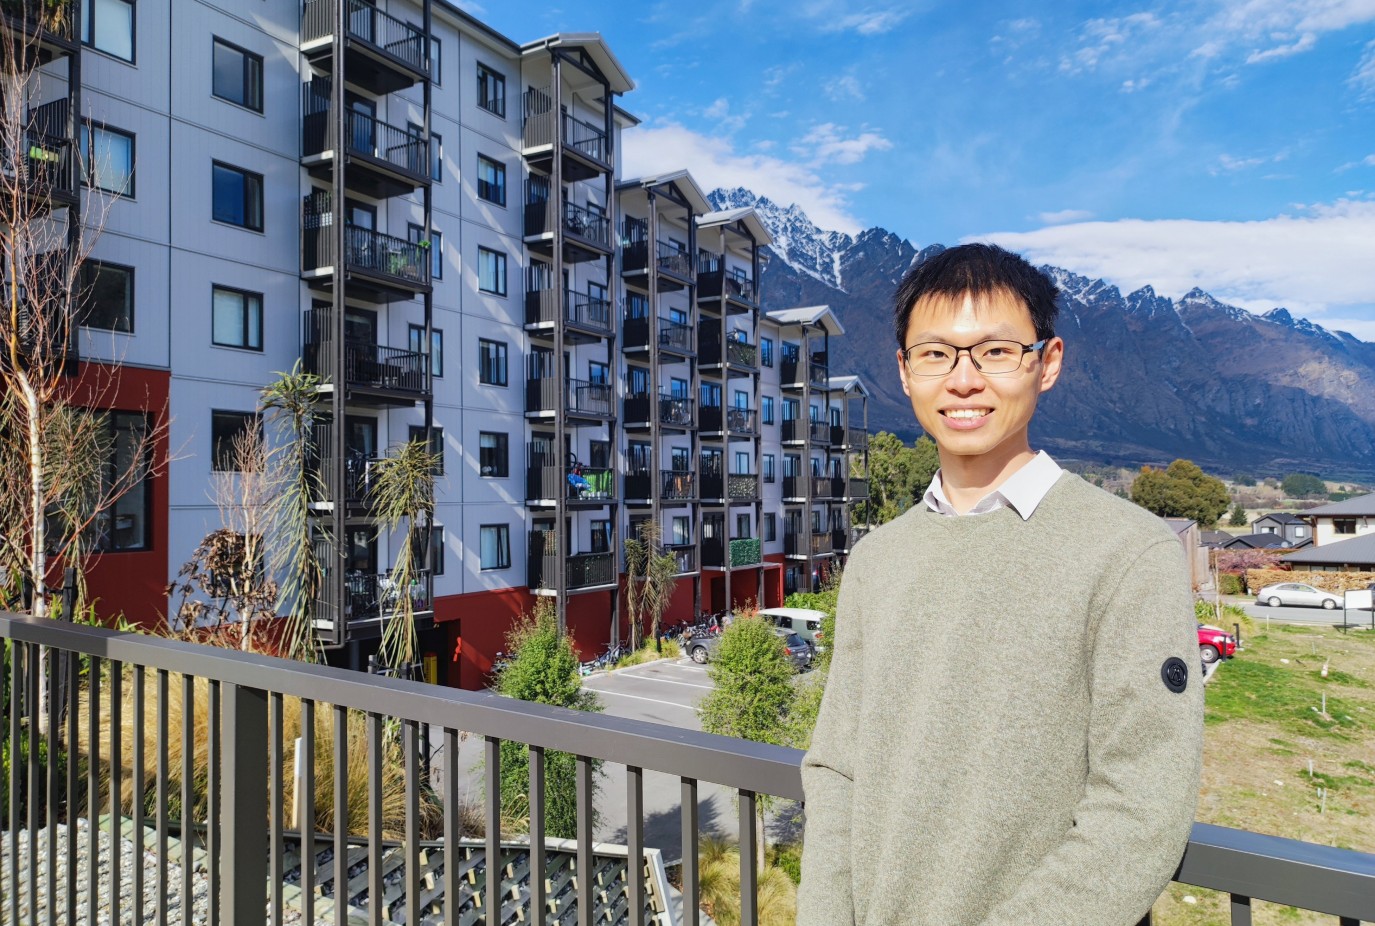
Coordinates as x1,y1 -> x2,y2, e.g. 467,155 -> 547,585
25,0 -> 867,688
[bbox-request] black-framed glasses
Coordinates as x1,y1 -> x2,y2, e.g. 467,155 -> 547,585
901,338 -> 1047,376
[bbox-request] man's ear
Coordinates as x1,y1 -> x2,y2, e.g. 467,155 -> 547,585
897,348 -> 912,397
1038,337 -> 1064,394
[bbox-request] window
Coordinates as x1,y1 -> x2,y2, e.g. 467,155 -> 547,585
408,325 -> 442,377
79,123 -> 134,196
590,520 -> 612,554
764,514 -> 777,542
671,447 -> 690,472
762,396 -> 775,425
429,526 -> 445,576
763,454 -> 776,483
734,451 -> 750,475
477,63 -> 506,117
211,285 -> 262,350
478,247 -> 507,295
477,155 -> 506,206
478,338 -> 508,386
588,361 -> 609,386
212,38 -> 263,112
480,524 -> 510,570
1335,518 -> 1357,535
1295,526 -> 1306,537
212,162 -> 263,231
479,431 -> 508,478
736,514 -> 751,539
58,411 -> 150,552
212,411 -> 259,472
80,260 -> 134,332
409,426 -> 444,475
431,132 -> 443,181
430,36 -> 442,85
671,517 -> 690,546
760,337 -> 774,367
408,225 -> 442,279
82,0 -> 134,61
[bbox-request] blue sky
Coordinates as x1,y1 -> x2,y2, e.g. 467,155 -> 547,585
471,0 -> 1375,339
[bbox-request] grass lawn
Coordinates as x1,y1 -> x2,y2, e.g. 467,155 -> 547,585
1153,623 -> 1375,924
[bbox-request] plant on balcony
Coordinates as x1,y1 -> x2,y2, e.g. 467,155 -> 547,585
369,437 -> 439,678
622,519 -> 679,654
491,597 -> 603,839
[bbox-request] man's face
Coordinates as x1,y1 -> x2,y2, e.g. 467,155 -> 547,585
896,289 -> 1063,464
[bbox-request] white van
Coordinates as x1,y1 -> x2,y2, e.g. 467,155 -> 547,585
756,607 -> 828,649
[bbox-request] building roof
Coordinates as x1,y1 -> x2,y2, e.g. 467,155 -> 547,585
1162,518 -> 1197,536
1282,531 -> 1375,566
827,374 -> 870,396
1254,512 -> 1307,525
1293,492 -> 1375,517
1200,531 -> 1233,547
617,170 -> 712,214
1222,533 -> 1292,549
698,208 -> 773,247
763,305 -> 845,336
520,34 -> 635,94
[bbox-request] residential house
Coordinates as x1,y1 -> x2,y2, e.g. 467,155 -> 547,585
1251,512 -> 1311,545
1222,533 -> 1304,550
1281,491 -> 1375,572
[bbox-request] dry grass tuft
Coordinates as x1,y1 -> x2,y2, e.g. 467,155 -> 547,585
694,836 -> 796,926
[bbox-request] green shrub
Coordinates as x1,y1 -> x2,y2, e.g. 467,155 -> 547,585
1219,573 -> 1245,595
769,842 -> 803,885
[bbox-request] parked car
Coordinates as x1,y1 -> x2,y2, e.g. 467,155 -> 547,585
773,629 -> 815,671
1255,582 -> 1342,610
757,607 -> 828,648
1198,624 -> 1237,665
685,633 -> 721,664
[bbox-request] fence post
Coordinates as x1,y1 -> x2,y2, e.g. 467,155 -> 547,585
221,682 -> 268,926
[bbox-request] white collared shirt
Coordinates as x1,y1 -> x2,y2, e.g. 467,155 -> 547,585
923,450 -> 1063,521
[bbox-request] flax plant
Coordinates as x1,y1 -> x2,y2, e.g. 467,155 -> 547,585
622,519 -> 678,652
369,437 -> 439,676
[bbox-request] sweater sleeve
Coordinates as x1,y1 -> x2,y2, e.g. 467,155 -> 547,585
796,562 -> 864,926
976,538 -> 1204,926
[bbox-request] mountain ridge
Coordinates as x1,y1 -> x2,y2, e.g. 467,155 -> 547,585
709,189 -> 1375,478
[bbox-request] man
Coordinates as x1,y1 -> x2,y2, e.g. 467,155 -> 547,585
797,244 -> 1203,926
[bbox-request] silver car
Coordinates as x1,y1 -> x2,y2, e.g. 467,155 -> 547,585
1256,582 -> 1342,609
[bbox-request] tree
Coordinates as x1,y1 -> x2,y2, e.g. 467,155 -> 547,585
492,598 -> 602,838
370,437 -> 440,676
1129,460 -> 1231,527
1227,503 -> 1247,527
855,432 -> 940,524
622,519 -> 679,652
698,616 -> 797,871
1281,472 -> 1326,499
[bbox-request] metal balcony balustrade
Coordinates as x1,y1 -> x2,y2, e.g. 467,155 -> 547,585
698,331 -> 758,369
523,286 -> 613,337
844,426 -> 868,449
697,256 -> 756,306
831,527 -> 852,552
1,278 -> 77,366
525,376 -> 613,419
1,0 -> 77,57
305,427 -> 383,508
625,393 -> 696,429
524,195 -> 611,251
699,404 -> 757,436
661,469 -> 697,500
848,477 -> 870,499
656,241 -> 694,281
784,530 -> 834,556
622,315 -> 693,354
3,104 -> 77,205
1,613 -> 1372,926
301,211 -> 431,293
344,569 -> 433,622
781,352 -> 831,390
528,531 -> 615,591
301,87 -> 428,187
526,464 -> 615,503
561,112 -> 608,164
665,544 -> 697,575
520,87 -> 611,171
301,0 -> 428,79
302,310 -> 429,397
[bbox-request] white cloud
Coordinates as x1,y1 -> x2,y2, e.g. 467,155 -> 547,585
822,8 -> 910,35
826,74 -> 866,101
1038,209 -> 1096,224
1211,149 -> 1289,174
1351,39 -> 1375,96
622,122 -> 865,233
792,123 -> 893,165
973,199 -> 1375,334
703,97 -> 731,120
1246,31 -> 1318,62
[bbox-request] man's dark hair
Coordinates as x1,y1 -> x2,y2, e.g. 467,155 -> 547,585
893,243 -> 1059,347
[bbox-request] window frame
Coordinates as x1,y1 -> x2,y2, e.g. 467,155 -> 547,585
764,513 -> 777,543
407,324 -> 443,377
762,396 -> 775,425
80,121 -> 135,197
476,62 -> 507,117
211,160 -> 264,232
477,246 -> 508,295
763,454 -> 776,483
408,224 -> 443,280
429,525 -> 445,577
479,523 -> 511,571
80,259 -> 135,333
211,410 -> 260,473
211,284 -> 263,351
478,338 -> 509,386
478,430 -> 509,478
211,36 -> 264,113
476,154 -> 507,206
82,0 -> 135,62
761,337 -> 774,367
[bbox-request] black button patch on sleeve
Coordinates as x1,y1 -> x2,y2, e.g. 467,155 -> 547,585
1161,657 -> 1188,693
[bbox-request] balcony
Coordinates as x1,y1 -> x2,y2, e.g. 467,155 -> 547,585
3,100 -> 78,210
524,184 -> 611,263
847,477 -> 870,499
666,544 -> 697,575
661,470 -> 697,501
782,475 -> 834,501
301,195 -> 431,303
697,256 -> 756,311
301,0 -> 429,95
838,426 -> 868,450
526,465 -> 615,506
525,376 -> 613,422
699,331 -> 758,373
832,527 -> 852,553
528,531 -> 615,591
622,315 -> 694,357
781,418 -> 833,445
784,530 -> 834,557
624,393 -> 696,431
2,277 -> 78,372
2,613 -> 1373,926
303,310 -> 429,405
521,86 -> 612,181
781,352 -> 831,391
620,230 -> 693,291
302,84 -> 429,198
0,0 -> 78,62
524,286 -> 613,341
700,405 -> 757,437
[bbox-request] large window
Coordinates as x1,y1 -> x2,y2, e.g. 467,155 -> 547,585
477,155 -> 506,206
762,396 -> 775,425
82,0 -> 134,61
408,426 -> 444,475
477,63 -> 506,117
478,338 -> 507,385
80,260 -> 134,332
480,524 -> 510,570
477,247 -> 507,295
671,517 -> 691,547
80,123 -> 134,196
764,513 -> 777,542
408,324 -> 442,377
62,411 -> 150,552
430,526 -> 445,576
761,337 -> 774,367
479,431 -> 508,478
212,161 -> 263,231
763,454 -> 776,483
211,410 -> 259,472
212,37 -> 263,112
212,285 -> 262,350
407,224 -> 443,280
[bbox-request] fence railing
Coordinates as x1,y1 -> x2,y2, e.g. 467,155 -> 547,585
525,376 -> 613,418
661,470 -> 696,500
301,0 -> 428,76
0,614 -> 1373,926
1,0 -> 77,42
301,88 -> 428,181
656,241 -> 693,280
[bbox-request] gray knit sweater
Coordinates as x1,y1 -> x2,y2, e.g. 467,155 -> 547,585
797,474 -> 1203,926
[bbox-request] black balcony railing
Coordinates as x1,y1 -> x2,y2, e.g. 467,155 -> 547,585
666,544 -> 696,575
781,353 -> 831,389
661,470 -> 697,500
303,310 -> 429,396
525,194 -> 611,250
301,207 -> 431,289
525,376 -> 613,418
659,395 -> 695,429
523,287 -> 613,337
2,613 -> 1372,926
657,241 -> 693,280
702,404 -> 756,434
302,0 -> 428,76
831,528 -> 852,552
528,532 -> 615,590
848,477 -> 870,499
562,112 -> 608,163
784,531 -> 833,556
302,89 -> 428,181
4,126 -> 76,205
699,333 -> 757,368
657,317 -> 694,354
697,257 -> 756,305
344,569 -> 433,622
520,87 -> 610,168
527,465 -> 615,502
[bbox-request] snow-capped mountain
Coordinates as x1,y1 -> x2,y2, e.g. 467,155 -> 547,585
713,188 -> 1375,476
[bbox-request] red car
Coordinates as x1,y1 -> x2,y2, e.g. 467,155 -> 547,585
1198,624 -> 1237,665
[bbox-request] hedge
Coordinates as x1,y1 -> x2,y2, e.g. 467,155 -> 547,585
1245,568 -> 1375,595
